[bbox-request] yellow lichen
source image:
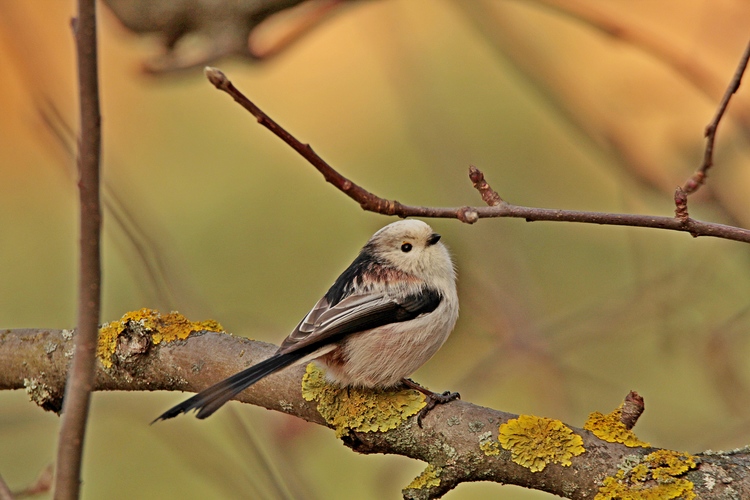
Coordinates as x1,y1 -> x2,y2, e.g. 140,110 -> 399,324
301,363 -> 425,438
405,464 -> 442,490
585,406 -> 650,447
595,450 -> 697,500
497,415 -> 585,472
479,431 -> 501,456
97,309 -> 224,369
645,450 -> 696,480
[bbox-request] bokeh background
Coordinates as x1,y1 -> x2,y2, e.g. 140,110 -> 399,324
2,1 -> 750,498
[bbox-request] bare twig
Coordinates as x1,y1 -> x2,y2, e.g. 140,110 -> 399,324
204,67 -> 750,244
11,465 -> 53,499
103,0 -> 355,73
682,40 -> 750,195
54,2 -> 103,499
249,0 -> 344,59
204,67 -> 403,217
468,165 -> 504,206
619,391 -> 645,430
674,186 -> 689,224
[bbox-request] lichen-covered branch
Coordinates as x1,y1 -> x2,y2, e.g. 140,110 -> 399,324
2,311 -> 749,499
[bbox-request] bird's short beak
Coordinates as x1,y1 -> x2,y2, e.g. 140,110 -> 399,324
427,233 -> 441,246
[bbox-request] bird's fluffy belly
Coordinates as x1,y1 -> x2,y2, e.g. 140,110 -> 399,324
317,311 -> 453,388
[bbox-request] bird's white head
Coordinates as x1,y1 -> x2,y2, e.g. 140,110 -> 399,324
366,219 -> 456,286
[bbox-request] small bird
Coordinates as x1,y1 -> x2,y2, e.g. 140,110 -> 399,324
154,219 -> 459,425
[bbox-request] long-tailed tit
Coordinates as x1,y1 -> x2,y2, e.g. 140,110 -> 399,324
155,219 -> 459,425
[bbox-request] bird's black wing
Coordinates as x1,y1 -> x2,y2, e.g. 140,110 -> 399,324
153,287 -> 442,421
277,287 -> 442,354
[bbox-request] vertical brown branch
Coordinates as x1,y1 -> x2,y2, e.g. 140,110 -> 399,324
53,1 -> 102,499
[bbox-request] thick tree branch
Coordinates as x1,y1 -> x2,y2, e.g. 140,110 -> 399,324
204,66 -> 750,244
2,326 -> 748,499
55,2 -> 103,499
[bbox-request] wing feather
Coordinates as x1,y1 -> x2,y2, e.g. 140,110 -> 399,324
277,288 -> 442,355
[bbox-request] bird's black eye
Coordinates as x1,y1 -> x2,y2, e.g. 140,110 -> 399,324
401,243 -> 413,253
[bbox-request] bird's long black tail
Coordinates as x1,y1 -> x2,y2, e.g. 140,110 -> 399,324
153,350 -> 308,422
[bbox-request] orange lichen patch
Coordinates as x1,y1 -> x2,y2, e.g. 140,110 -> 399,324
585,406 -> 650,448
497,415 -> 585,472
301,363 -> 425,438
150,314 -> 223,345
97,309 -> 224,369
405,464 -> 442,491
595,450 -> 697,499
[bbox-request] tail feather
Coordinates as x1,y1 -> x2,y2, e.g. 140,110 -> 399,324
153,351 -> 305,422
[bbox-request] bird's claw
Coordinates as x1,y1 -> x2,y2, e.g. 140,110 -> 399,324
417,390 -> 460,428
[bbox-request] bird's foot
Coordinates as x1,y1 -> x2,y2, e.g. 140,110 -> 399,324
401,378 -> 460,428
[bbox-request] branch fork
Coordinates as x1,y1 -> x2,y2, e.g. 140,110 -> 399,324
202,47 -> 750,244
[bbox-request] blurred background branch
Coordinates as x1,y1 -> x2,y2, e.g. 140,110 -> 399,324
0,474 -> 13,500
102,0 -> 357,73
